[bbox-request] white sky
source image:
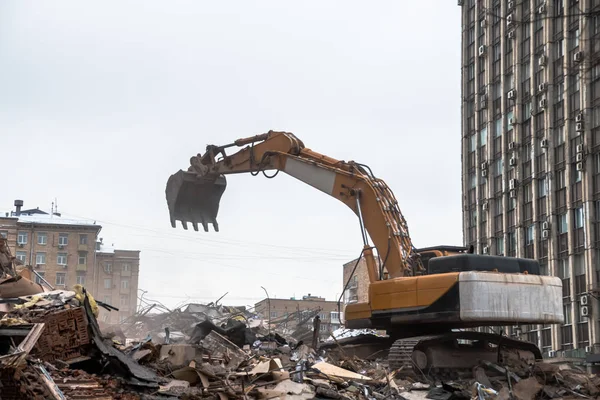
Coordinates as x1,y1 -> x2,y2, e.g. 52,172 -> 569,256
0,1 -> 463,309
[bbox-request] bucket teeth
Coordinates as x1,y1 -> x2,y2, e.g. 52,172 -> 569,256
165,169 -> 227,233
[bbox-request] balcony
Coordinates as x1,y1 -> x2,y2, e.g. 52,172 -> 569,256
76,264 -> 87,272
78,244 -> 88,251
121,270 -> 131,277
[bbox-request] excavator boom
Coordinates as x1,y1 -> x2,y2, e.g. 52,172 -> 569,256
166,130 -> 422,277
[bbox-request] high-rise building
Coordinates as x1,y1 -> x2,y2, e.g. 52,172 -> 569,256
460,0 -> 600,359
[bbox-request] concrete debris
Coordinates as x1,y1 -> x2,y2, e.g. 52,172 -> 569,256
1,282 -> 599,400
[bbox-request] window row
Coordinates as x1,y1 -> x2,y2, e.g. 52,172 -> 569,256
15,232 -> 89,246
15,251 -> 88,266
34,271 -> 86,287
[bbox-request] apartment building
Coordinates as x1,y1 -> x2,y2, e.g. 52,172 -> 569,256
342,257 -> 371,305
0,201 -> 101,289
459,0 -> 600,359
94,239 -> 140,324
0,200 -> 140,325
254,294 -> 341,339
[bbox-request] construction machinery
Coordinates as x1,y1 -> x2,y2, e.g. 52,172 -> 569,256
166,131 -> 563,378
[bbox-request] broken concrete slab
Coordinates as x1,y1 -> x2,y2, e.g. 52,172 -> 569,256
201,330 -> 247,369
159,344 -> 200,366
513,377 -> 543,400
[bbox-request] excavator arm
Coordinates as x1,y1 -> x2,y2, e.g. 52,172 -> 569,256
166,130 -> 423,278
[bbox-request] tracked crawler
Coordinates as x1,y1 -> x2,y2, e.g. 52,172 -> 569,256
166,131 -> 564,375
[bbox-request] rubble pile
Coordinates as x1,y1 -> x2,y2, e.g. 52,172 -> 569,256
0,277 -> 599,399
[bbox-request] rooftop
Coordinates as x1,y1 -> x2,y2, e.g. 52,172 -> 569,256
96,243 -> 115,254
1,211 -> 99,228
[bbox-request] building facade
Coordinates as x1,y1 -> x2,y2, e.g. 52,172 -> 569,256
94,240 -> 140,324
460,0 -> 600,358
255,294 -> 341,338
0,200 -> 140,325
342,257 -> 371,306
0,203 -> 101,290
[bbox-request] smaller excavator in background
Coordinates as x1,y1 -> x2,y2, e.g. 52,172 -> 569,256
165,131 -> 563,379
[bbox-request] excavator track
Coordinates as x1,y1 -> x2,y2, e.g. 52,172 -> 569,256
388,331 -> 541,381
388,338 -> 422,379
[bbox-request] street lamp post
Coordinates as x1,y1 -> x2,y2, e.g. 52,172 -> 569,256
261,286 -> 271,337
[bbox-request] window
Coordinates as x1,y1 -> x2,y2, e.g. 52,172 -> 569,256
121,280 -> 129,289
526,225 -> 535,245
37,232 -> 47,245
122,263 -> 131,272
563,300 -> 573,327
496,237 -> 504,255
559,213 -> 568,233
270,311 -> 278,318
470,209 -> 477,226
104,278 -> 112,289
538,178 -> 548,197
558,258 -> 570,279
120,295 -> 129,306
557,169 -> 566,188
495,158 -> 504,175
575,207 -> 584,229
494,118 -> 502,137
58,233 -> 68,246
79,234 -> 88,245
57,253 -> 67,265
507,231 -> 516,253
34,272 -> 45,285
103,296 -> 111,304
104,263 -> 112,273
555,126 -> 565,145
480,126 -> 488,146
0,231 -> 7,238
468,134 -> 476,152
78,252 -> 87,265
16,251 -> 26,263
76,274 -> 86,285
17,232 -> 27,245
35,252 -> 46,265
573,165 -> 582,183
55,272 -> 66,286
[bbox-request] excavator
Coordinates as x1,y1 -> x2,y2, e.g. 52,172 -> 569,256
165,131 -> 564,378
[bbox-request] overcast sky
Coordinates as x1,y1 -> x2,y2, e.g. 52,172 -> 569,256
0,1 -> 463,309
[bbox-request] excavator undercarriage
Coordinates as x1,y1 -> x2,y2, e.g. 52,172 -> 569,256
388,332 -> 540,380
165,131 -> 564,378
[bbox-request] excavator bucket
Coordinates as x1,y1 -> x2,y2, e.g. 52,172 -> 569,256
165,170 -> 226,232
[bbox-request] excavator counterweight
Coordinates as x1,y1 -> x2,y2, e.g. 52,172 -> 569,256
166,169 -> 226,232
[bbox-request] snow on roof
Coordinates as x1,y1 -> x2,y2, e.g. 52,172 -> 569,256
97,243 -> 115,254
14,213 -> 99,228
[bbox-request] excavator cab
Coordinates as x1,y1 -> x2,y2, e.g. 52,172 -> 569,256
165,169 -> 226,232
